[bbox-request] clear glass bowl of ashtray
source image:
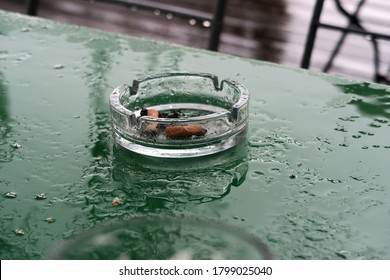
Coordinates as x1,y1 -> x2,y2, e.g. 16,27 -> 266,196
46,215 -> 272,260
109,72 -> 249,158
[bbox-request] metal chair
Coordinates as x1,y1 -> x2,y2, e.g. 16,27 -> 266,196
26,0 -> 227,51
301,0 -> 390,83
26,0 -> 40,16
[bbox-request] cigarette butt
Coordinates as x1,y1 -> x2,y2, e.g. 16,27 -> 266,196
145,108 -> 159,118
165,125 -> 207,139
143,108 -> 159,134
111,197 -> 122,206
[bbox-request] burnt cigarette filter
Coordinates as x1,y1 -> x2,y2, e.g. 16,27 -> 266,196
165,125 -> 207,139
142,108 -> 159,134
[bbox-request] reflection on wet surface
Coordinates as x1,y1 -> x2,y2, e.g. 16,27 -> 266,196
0,71 -> 13,163
112,143 -> 248,210
47,215 -> 271,260
338,83 -> 390,119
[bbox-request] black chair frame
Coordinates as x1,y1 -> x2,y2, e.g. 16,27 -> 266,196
26,0 -> 227,51
301,0 -> 390,83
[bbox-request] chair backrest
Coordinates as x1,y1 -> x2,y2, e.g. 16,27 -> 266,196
26,0 -> 40,16
26,0 -> 228,51
301,0 -> 390,83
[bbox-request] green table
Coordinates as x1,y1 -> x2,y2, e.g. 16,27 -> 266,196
1,10 -> 389,260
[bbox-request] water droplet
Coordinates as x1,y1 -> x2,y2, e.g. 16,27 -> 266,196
166,13 -> 173,20
304,233 -> 325,242
5,192 -> 17,198
369,123 -> 381,128
12,143 -> 21,149
334,127 -> 347,132
0,51 -> 8,61
248,141 -> 273,148
335,251 -> 348,259
53,64 -> 64,69
94,156 -> 102,162
271,167 -> 281,174
374,118 -> 388,124
339,116 -> 358,122
35,193 -> 47,200
352,135 -> 361,139
327,178 -> 342,184
372,145 -> 380,148
362,146 -> 369,149
289,174 -> 297,179
153,9 -> 161,16
45,217 -> 56,224
15,229 -> 25,236
350,176 -> 364,182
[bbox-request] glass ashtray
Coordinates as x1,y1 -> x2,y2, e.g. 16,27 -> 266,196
46,215 -> 272,260
110,72 -> 249,158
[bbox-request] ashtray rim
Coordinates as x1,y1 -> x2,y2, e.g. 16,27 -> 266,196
109,71 -> 249,123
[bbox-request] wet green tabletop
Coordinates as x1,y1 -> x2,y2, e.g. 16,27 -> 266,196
1,10 -> 390,260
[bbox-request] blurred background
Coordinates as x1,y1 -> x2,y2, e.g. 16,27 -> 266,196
1,0 -> 389,83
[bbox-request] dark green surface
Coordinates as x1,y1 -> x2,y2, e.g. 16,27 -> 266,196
1,10 -> 390,259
